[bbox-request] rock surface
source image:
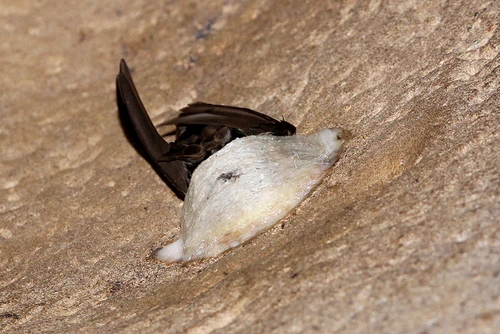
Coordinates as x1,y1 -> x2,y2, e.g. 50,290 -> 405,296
1,0 -> 499,333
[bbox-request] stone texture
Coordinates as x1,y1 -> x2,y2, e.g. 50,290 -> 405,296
1,0 -> 499,333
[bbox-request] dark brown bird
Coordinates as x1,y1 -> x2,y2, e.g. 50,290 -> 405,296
116,59 -> 296,200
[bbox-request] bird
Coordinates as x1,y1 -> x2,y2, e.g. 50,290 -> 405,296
116,59 -> 345,262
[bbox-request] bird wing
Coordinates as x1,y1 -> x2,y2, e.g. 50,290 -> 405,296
116,59 -> 189,198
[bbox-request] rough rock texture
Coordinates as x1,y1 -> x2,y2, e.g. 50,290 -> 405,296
1,0 -> 499,333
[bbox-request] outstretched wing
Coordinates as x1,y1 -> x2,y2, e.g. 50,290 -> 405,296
157,103 -> 296,167
116,59 -> 189,198
161,102 -> 296,136
116,59 -> 296,200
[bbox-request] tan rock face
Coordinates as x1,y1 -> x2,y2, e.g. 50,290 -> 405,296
1,0 -> 499,332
